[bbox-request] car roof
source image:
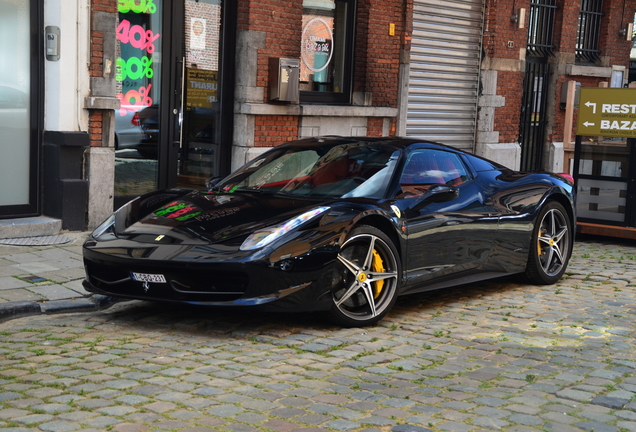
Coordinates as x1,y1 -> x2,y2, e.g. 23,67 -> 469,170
274,136 -> 463,152
270,136 -> 510,172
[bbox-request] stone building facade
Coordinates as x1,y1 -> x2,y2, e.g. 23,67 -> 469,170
0,0 -> 634,235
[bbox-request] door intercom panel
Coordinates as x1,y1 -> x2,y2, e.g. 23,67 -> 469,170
45,26 -> 60,61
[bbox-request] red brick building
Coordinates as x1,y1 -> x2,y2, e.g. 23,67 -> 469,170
478,0 -> 635,172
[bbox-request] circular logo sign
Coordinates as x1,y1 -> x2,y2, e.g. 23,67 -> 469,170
301,17 -> 334,73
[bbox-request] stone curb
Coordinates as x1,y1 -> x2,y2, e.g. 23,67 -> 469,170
0,300 -> 41,323
0,295 -> 126,323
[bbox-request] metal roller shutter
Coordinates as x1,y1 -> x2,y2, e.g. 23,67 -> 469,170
407,0 -> 485,151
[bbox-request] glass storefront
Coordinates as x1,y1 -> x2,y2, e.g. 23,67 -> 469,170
0,0 -> 31,208
114,0 -> 163,197
114,0 -> 226,203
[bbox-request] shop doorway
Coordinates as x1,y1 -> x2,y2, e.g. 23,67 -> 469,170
114,0 -> 235,209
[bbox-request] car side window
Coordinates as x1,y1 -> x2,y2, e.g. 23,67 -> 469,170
398,149 -> 470,198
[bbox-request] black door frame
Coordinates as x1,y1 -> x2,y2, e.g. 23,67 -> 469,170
159,0 -> 236,189
0,0 -> 43,218
114,0 -> 236,209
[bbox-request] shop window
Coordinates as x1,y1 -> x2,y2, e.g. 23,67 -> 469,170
576,0 -> 603,63
300,0 -> 356,104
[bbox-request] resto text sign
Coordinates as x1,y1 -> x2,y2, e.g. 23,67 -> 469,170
577,88 -> 636,138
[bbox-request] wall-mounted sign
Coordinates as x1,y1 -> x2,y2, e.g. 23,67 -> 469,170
577,88 -> 636,138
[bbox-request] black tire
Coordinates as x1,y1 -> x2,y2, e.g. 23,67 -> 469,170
524,201 -> 573,285
329,226 -> 401,327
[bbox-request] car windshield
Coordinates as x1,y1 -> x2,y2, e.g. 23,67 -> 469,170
216,142 -> 400,199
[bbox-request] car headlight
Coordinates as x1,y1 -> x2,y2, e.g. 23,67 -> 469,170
91,213 -> 116,239
91,197 -> 140,240
240,206 -> 330,251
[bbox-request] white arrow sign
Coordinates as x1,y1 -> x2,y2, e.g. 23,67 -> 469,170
583,121 -> 595,127
585,101 -> 597,114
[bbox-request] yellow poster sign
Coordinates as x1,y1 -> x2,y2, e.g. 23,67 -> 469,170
186,69 -> 218,109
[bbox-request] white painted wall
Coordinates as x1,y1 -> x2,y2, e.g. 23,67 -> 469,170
44,0 -> 90,132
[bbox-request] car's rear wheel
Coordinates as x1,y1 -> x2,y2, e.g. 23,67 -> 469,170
524,201 -> 572,284
329,226 -> 401,327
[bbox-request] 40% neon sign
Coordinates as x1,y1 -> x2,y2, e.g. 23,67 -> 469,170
117,20 -> 161,54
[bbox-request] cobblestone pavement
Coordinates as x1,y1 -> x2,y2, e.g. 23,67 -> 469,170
1,235 -> 636,432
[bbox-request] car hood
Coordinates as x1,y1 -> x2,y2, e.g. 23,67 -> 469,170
118,190 -> 329,246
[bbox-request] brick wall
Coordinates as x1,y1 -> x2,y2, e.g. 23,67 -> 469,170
239,0 -> 405,146
553,0 -> 635,144
254,115 -> 300,146
484,0 -> 636,151
89,0 -> 117,147
599,0 -> 632,64
88,111 -> 104,148
494,72 -> 524,143
354,0 -> 407,108
239,0 -> 303,98
483,0 -> 530,60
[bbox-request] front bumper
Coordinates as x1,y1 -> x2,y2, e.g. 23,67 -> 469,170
82,243 -> 337,312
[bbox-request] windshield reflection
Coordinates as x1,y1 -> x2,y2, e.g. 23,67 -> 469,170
217,142 -> 400,199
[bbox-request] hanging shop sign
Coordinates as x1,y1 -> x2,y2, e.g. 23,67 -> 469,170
577,88 -> 636,138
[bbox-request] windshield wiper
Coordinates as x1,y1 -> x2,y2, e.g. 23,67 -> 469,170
234,187 -> 275,194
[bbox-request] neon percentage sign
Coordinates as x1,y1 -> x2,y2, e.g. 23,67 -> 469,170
117,84 -> 153,116
116,56 -> 154,81
117,20 -> 161,54
118,0 -> 157,14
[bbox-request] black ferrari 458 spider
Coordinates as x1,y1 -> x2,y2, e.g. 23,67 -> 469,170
83,136 -> 575,326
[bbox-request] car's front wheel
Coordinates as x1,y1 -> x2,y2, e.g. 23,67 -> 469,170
524,201 -> 573,284
329,226 -> 401,327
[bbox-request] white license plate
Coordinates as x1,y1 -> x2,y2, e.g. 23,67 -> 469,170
131,272 -> 167,283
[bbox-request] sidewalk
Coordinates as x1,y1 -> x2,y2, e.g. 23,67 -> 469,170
0,231 -> 123,322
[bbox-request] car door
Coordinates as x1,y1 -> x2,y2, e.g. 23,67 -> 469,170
395,148 -> 501,289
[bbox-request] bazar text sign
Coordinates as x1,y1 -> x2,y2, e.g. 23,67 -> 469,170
577,88 -> 636,138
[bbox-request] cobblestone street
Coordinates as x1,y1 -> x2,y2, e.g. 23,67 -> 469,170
0,235 -> 636,432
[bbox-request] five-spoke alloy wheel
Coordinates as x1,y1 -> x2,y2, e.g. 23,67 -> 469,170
329,226 -> 401,327
524,201 -> 573,285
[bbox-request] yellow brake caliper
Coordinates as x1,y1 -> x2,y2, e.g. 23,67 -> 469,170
371,249 -> 385,299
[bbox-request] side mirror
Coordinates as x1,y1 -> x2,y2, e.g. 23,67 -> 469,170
409,184 -> 459,212
206,176 -> 224,190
